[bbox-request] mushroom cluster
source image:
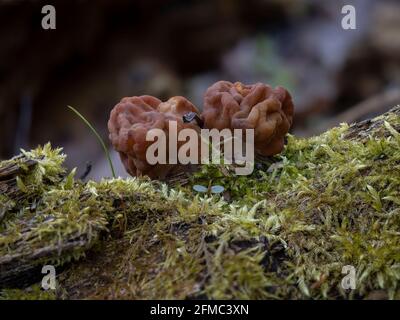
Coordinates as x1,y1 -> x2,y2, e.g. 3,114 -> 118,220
108,95 -> 201,179
108,81 -> 294,179
202,81 -> 294,156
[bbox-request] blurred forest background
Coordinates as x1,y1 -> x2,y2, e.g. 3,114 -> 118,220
1,0 -> 399,179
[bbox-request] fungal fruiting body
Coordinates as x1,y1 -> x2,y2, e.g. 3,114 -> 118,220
108,81 -> 294,180
108,95 -> 201,179
202,81 -> 294,156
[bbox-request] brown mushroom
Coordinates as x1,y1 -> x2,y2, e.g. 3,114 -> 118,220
202,81 -> 294,156
108,95 -> 201,180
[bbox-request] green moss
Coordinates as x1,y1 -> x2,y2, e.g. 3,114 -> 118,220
1,107 -> 400,299
0,284 -> 56,300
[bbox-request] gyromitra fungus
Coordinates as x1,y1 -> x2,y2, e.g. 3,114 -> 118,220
108,95 -> 201,179
202,81 -> 294,156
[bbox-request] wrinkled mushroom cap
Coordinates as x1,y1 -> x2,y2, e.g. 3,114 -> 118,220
108,95 -> 201,179
202,81 -> 294,156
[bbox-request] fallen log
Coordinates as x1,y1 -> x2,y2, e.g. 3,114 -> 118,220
1,105 -> 400,299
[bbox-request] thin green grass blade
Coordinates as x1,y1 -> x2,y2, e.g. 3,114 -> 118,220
67,105 -> 116,178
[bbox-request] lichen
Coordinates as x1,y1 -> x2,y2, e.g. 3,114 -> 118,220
1,107 -> 400,300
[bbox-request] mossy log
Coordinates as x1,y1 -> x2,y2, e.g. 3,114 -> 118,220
1,105 -> 400,300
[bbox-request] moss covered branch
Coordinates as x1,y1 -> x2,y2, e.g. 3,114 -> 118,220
1,105 -> 400,300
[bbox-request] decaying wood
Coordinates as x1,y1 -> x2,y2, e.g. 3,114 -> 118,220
0,156 -> 40,225
336,90 -> 400,125
344,104 -> 400,140
0,155 -> 39,199
0,235 -> 92,289
306,92 -> 400,136
0,154 -> 100,288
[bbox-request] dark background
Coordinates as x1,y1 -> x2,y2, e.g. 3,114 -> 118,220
0,0 -> 399,179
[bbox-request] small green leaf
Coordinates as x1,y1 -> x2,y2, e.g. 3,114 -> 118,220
64,168 -> 77,190
366,185 -> 382,211
377,272 -> 385,289
383,196 -> 400,206
384,121 -> 400,139
16,176 -> 28,193
298,277 -> 310,297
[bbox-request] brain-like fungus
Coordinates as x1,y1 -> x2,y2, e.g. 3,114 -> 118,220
108,95 -> 201,179
202,81 -> 294,156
